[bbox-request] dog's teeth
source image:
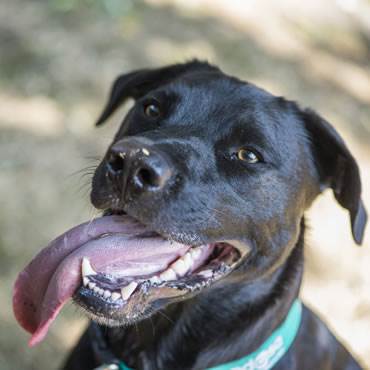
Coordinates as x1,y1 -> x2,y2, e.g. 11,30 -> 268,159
81,257 -> 97,277
88,282 -> 96,290
183,252 -> 193,268
83,277 -> 90,287
93,286 -> 100,294
98,288 -> 105,296
160,268 -> 177,281
103,290 -> 111,299
198,269 -> 213,278
121,282 -> 138,300
142,148 -> 150,156
171,259 -> 188,276
111,292 -> 121,302
190,247 -> 201,260
149,276 -> 161,284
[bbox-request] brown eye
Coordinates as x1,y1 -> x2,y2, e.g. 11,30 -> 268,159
144,102 -> 161,118
237,148 -> 260,163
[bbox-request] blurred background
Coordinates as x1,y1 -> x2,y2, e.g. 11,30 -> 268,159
1,0 -> 369,368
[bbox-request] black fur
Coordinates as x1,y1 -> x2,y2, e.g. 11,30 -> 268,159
63,61 -> 367,370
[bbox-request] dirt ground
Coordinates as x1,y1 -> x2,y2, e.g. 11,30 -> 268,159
1,0 -> 369,369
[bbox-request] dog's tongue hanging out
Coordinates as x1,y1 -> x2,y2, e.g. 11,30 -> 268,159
13,215 -> 191,346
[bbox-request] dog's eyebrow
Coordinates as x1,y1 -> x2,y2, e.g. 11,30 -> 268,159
223,118 -> 281,164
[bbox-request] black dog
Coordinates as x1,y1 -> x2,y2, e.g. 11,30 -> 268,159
62,61 -> 367,370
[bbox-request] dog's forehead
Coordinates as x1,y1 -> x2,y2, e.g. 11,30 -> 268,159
170,73 -> 271,107
161,75 -> 301,146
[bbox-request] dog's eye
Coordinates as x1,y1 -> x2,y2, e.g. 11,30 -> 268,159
237,148 -> 260,163
144,102 -> 161,118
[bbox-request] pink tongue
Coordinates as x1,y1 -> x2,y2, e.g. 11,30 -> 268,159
13,215 -> 189,346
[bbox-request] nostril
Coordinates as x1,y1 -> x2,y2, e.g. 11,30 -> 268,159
135,167 -> 159,188
107,152 -> 124,175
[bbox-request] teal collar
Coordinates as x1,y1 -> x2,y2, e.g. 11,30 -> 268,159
206,299 -> 302,370
97,299 -> 302,370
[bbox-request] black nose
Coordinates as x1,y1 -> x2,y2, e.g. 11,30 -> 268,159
106,140 -> 173,196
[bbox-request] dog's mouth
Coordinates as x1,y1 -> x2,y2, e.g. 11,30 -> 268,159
13,212 -> 245,347
74,212 -> 242,327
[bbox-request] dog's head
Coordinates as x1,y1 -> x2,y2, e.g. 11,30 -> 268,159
13,61 -> 367,345
82,61 -> 367,322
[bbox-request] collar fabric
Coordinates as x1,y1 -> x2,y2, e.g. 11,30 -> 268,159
97,299 -> 302,370
206,299 -> 302,370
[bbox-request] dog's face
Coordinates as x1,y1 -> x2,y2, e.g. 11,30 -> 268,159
76,61 -> 366,325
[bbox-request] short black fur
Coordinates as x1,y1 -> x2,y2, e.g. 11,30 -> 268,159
63,61 -> 367,370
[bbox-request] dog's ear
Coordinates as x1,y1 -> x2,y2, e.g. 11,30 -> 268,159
302,108 -> 367,245
95,60 -> 218,126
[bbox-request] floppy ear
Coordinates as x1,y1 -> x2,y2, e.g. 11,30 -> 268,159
302,108 -> 367,245
95,60 -> 218,126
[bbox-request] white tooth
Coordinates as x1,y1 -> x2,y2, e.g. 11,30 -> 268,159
83,277 -> 90,287
98,288 -> 104,296
171,259 -> 188,276
111,292 -> 121,302
121,282 -> 138,300
93,286 -> 100,294
183,253 -> 193,268
103,290 -> 111,299
149,276 -> 162,284
198,269 -> 213,278
82,257 -> 97,277
88,282 -> 96,290
190,248 -> 201,260
160,268 -> 177,281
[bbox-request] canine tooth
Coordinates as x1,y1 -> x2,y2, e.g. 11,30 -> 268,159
198,269 -> 213,278
83,277 -> 90,287
190,248 -> 201,260
160,268 -> 177,281
149,276 -> 161,284
121,282 -> 138,300
88,282 -> 96,290
81,257 -> 97,276
171,259 -> 188,276
111,292 -> 121,302
103,290 -> 111,299
183,253 -> 193,267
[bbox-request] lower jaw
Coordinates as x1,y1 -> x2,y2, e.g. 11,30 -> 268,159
73,242 -> 242,326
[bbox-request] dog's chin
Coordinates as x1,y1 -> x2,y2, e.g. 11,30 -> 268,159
72,210 -> 248,327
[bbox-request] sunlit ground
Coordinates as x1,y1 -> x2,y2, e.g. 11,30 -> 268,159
1,0 -> 369,368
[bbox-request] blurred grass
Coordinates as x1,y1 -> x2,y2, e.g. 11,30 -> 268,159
0,0 -> 369,368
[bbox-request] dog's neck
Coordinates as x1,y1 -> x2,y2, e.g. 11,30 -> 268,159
106,222 -> 305,370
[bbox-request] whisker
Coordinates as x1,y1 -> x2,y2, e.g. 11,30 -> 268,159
134,322 -> 140,342
208,207 -> 229,218
157,309 -> 174,325
83,155 -> 101,162
66,165 -> 98,180
76,178 -> 93,196
86,208 -> 100,227
149,316 -> 156,337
